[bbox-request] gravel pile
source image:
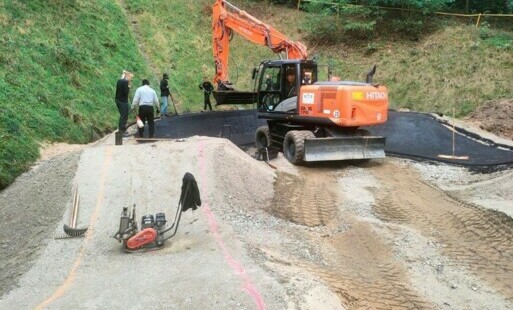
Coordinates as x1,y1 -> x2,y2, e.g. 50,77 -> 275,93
0,151 -> 81,296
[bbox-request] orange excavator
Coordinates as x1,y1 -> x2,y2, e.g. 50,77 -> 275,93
212,0 -> 389,164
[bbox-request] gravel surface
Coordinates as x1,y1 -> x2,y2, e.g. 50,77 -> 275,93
1,123 -> 512,310
0,135 -> 342,310
0,151 -> 81,297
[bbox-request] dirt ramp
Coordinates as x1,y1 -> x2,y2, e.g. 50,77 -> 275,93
205,138 -> 276,211
0,152 -> 81,297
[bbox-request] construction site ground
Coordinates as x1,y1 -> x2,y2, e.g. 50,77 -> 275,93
1,118 -> 513,309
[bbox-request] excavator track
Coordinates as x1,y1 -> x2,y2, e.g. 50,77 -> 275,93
300,223 -> 433,309
371,163 -> 513,303
269,170 -> 337,227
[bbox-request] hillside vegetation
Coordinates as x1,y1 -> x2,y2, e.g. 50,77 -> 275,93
0,0 -> 512,189
0,0 -> 149,188
127,0 -> 512,117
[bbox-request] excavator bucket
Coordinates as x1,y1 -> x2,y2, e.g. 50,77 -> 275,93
213,91 -> 256,105
304,136 -> 386,162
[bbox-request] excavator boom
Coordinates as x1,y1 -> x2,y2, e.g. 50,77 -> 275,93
213,0 -> 307,87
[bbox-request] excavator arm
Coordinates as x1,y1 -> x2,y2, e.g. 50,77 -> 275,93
212,0 -> 307,87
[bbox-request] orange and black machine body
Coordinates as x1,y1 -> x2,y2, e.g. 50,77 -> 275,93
254,59 -> 388,163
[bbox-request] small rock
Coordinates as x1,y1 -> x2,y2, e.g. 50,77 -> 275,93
450,283 -> 457,289
436,264 -> 444,273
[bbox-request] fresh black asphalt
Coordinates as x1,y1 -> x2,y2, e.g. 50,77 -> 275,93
151,110 -> 513,170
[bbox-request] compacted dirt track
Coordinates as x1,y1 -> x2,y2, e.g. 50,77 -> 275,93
371,163 -> 513,304
270,170 -> 338,227
258,158 -> 513,309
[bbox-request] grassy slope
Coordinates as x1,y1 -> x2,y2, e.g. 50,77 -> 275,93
0,0 -> 149,188
124,0 -> 513,117
0,0 -> 511,188
342,25 -> 513,116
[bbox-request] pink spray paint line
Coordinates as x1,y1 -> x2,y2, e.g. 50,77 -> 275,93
198,142 -> 266,310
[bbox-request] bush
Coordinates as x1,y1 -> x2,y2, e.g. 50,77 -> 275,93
391,19 -> 424,40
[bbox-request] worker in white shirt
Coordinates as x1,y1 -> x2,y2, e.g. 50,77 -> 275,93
132,79 -> 160,138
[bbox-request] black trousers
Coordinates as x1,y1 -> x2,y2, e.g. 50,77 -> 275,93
138,105 -> 155,138
203,93 -> 212,111
116,100 -> 129,131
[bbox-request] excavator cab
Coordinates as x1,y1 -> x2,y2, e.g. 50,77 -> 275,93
256,60 -> 317,112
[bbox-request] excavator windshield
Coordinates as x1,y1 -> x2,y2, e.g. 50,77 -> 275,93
256,60 -> 317,112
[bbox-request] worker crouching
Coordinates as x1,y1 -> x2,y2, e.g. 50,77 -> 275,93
132,79 -> 160,138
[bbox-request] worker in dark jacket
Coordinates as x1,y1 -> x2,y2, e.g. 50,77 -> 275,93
115,70 -> 133,134
160,73 -> 170,117
199,77 -> 214,111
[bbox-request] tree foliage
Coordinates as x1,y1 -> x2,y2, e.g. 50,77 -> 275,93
264,0 -> 512,14
289,0 -> 511,44
451,0 -> 512,13
299,0 -> 453,43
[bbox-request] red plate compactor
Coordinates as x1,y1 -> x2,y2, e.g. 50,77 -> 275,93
113,173 -> 201,252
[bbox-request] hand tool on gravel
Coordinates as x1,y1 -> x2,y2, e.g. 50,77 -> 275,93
57,185 -> 88,239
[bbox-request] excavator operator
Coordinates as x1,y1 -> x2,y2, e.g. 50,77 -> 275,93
284,67 -> 297,98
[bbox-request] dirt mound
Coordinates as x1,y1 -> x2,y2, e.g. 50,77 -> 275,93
208,138 -> 276,211
467,99 -> 513,140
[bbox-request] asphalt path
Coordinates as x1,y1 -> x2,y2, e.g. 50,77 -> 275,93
152,110 -> 513,170
367,111 -> 513,169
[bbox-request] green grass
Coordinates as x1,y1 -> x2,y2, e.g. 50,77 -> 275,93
0,0 -> 512,189
0,0 -> 149,188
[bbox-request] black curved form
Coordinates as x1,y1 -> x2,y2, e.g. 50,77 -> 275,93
152,110 -> 513,170
365,111 -> 513,170
154,110 -> 265,146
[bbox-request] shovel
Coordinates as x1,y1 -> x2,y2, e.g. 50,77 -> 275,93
169,94 -> 179,116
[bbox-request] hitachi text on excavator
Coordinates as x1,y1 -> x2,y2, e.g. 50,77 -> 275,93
212,0 -> 388,164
